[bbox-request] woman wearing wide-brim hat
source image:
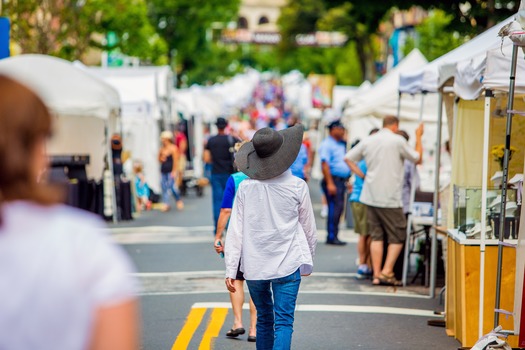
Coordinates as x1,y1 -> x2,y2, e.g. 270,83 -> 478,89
224,125 -> 317,350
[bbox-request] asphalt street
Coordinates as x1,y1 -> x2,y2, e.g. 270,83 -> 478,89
109,181 -> 460,350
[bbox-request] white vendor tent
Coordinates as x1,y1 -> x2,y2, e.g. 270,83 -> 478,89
0,54 -> 120,180
343,49 -> 439,128
172,86 -> 225,178
450,28 -> 525,340
399,15 -> 514,95
207,69 -> 261,115
82,66 -> 174,194
343,49 -> 445,192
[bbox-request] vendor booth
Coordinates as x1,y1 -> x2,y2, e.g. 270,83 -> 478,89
443,28 -> 525,347
82,65 -> 174,195
0,54 -> 121,221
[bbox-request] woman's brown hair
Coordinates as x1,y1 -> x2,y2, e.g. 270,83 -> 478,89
0,75 -> 62,219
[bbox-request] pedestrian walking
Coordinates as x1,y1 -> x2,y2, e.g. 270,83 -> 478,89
174,123 -> 188,187
224,125 -> 317,350
214,142 -> 257,342
318,120 -> 351,245
204,117 -> 240,232
159,130 -> 184,212
345,116 -> 423,286
0,75 -> 139,350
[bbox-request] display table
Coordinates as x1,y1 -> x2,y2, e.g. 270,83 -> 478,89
445,228 -> 518,347
411,216 -> 442,286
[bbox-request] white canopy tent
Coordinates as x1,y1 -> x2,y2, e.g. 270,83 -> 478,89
207,69 -> 261,115
343,49 -> 446,191
0,54 -> 120,179
395,19 -> 514,296
452,30 -> 525,338
172,86 -> 226,178
281,70 -> 314,118
172,70 -> 261,178
82,66 -> 174,194
399,15 -> 514,95
0,54 -> 121,221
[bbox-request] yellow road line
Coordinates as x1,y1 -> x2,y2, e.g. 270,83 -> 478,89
172,307 -> 207,350
199,308 -> 229,350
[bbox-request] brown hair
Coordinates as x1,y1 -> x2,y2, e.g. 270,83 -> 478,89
383,116 -> 399,127
0,75 -> 62,218
396,130 -> 409,141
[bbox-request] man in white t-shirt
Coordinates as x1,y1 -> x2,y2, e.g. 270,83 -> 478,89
345,116 -> 423,286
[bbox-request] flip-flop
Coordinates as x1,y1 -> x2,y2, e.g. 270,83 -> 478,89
226,328 -> 245,337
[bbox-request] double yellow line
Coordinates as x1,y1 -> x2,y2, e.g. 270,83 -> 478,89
172,307 -> 229,350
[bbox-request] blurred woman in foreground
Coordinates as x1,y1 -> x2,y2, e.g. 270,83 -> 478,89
0,75 -> 139,350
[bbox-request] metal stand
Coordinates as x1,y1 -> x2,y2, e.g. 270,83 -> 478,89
494,43 -> 519,329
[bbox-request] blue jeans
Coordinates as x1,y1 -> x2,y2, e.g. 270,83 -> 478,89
247,269 -> 301,350
321,178 -> 347,241
161,172 -> 181,205
210,173 -> 230,230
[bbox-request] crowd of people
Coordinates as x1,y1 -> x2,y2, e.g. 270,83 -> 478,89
0,70 -> 428,350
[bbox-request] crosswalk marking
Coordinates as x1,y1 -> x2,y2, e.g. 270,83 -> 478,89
191,302 -> 442,318
109,226 -> 358,244
198,308 -> 228,350
172,307 -> 207,350
171,302 -> 443,349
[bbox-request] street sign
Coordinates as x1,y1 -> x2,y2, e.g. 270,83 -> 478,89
0,17 -> 10,59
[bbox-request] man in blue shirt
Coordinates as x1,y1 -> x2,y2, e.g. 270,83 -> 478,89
290,143 -> 309,180
318,120 -> 351,245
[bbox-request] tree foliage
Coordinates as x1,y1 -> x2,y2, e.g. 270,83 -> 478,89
147,0 -> 240,76
3,0 -> 168,64
425,0 -> 518,34
403,10 -> 464,62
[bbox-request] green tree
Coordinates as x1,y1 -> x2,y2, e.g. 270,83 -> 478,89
403,9 -> 463,61
277,0 -> 325,52
3,0 -> 168,64
421,0 -> 518,35
147,0 -> 240,79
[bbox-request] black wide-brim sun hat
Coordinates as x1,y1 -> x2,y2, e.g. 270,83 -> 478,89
235,124 -> 304,180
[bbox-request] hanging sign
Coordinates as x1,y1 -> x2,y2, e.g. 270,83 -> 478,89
0,17 -> 10,59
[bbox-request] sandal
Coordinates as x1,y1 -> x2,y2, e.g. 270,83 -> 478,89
377,273 -> 402,286
226,328 -> 245,338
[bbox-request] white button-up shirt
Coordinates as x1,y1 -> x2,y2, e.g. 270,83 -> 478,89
345,128 -> 420,208
224,170 -> 317,280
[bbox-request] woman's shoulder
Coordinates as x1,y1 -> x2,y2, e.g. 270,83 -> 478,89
4,201 -> 105,233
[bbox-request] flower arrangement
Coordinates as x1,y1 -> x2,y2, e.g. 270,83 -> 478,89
491,144 -> 519,170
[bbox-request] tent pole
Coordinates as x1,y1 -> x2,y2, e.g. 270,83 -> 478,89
429,92 -> 443,299
495,43 -> 519,328
106,117 -> 118,223
478,91 -> 493,336
399,91 -> 410,286
396,92 -> 402,118
402,92 -> 425,286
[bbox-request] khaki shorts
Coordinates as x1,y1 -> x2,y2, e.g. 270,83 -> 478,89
351,201 -> 368,235
367,206 -> 406,244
